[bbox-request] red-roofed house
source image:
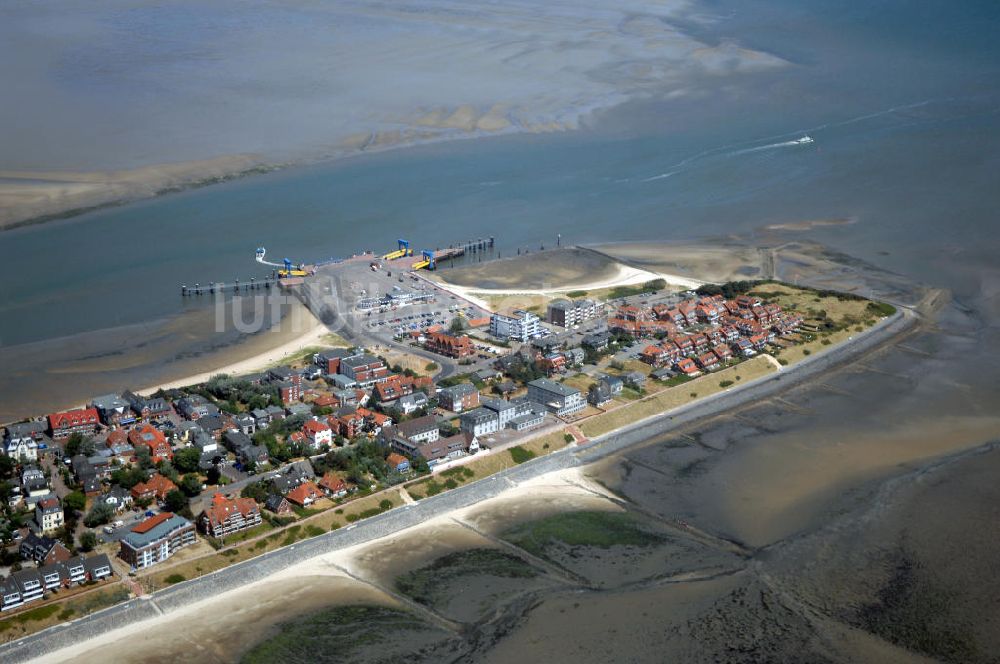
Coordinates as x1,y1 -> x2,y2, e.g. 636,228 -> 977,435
48,408 -> 99,441
640,345 -> 670,367
386,453 -> 410,473
286,481 -> 323,507
425,332 -> 474,358
128,424 -> 173,464
712,344 -> 733,364
302,419 -> 333,449
675,357 -> 701,377
131,474 -> 179,502
318,473 -> 350,499
696,351 -> 720,371
198,493 -> 262,538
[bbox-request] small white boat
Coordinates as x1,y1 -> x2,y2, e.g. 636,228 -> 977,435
792,135 -> 814,145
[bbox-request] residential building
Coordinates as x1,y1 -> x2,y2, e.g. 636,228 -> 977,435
589,383 -> 613,407
438,383 -> 480,413
460,408 -> 500,437
131,474 -> 178,503
34,497 -> 63,534
264,494 -> 293,515
98,486 -> 134,513
176,395 -> 218,421
318,473 -> 350,499
526,378 -> 585,416
675,357 -> 701,376
47,407 -> 99,441
83,554 -> 114,583
403,432 -> 477,469
286,481 -> 323,507
123,391 -> 172,419
598,374 -> 624,396
480,397 -> 519,428
21,467 -> 48,498
547,298 -> 600,327
490,310 -> 541,342
302,419 -> 333,449
3,433 -> 37,462
339,354 -> 390,387
90,394 -> 136,426
396,392 -> 429,415
395,415 -> 440,444
128,424 -> 173,463
119,513 -> 197,570
424,332 -> 475,358
386,453 -> 410,473
581,330 -> 610,350
199,493 -> 262,538
508,407 -> 545,431
20,533 -> 71,565
315,348 -> 357,375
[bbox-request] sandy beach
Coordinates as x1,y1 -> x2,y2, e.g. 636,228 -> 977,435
429,256 -> 703,310
136,309 -> 337,395
28,468 -> 609,664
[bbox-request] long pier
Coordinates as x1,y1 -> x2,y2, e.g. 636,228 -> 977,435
181,277 -> 279,296
433,236 -> 495,261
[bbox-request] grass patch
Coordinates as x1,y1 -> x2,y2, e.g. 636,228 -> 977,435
395,548 -> 538,607
503,510 -> 663,557
304,525 -> 326,537
580,356 -> 776,438
242,606 -> 431,663
509,446 -> 536,464
165,574 -> 186,584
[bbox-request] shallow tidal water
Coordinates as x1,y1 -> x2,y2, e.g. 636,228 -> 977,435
5,0 -> 1000,661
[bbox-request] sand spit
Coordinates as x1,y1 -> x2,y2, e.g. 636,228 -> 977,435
427,247 -> 702,309
0,0 -> 790,230
0,155 -> 267,230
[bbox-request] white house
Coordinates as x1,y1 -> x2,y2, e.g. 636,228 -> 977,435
3,436 -> 38,462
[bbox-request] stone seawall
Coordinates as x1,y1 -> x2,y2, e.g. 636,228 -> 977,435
2,309 -> 913,663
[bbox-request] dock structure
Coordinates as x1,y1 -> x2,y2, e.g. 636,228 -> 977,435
427,236 -> 496,266
181,276 -> 280,296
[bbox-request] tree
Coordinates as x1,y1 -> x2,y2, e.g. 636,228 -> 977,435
65,433 -> 96,458
0,455 -> 14,480
241,481 -> 269,503
173,447 -> 202,474
180,474 -> 203,497
79,531 -> 98,552
83,503 -> 115,528
164,489 -> 189,513
206,466 -> 221,486
157,461 -> 180,484
111,466 -> 147,490
135,445 -> 153,470
63,491 -> 86,514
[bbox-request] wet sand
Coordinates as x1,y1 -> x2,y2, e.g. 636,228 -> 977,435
39,573 -> 394,664
427,247 -> 701,308
0,298 -> 323,423
27,469 -> 612,664
0,156 -> 266,230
